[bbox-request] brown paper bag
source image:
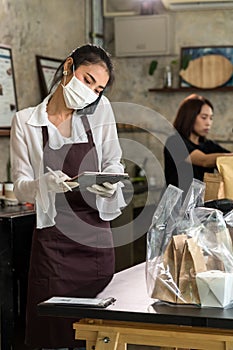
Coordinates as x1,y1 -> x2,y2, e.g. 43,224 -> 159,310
203,172 -> 225,202
216,156 -> 233,200
178,237 -> 207,304
206,255 -> 225,271
152,235 -> 206,304
152,234 -> 187,302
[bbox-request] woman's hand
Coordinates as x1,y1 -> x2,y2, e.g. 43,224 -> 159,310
86,182 -> 117,198
42,170 -> 71,193
187,150 -> 233,168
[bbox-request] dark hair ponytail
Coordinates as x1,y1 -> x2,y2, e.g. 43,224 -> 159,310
49,44 -> 114,93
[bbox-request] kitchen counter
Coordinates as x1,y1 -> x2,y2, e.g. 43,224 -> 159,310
0,203 -> 35,218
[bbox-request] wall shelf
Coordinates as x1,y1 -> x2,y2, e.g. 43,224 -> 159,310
0,128 -> 10,136
148,86 -> 233,93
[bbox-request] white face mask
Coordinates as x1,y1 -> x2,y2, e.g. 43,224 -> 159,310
62,75 -> 98,110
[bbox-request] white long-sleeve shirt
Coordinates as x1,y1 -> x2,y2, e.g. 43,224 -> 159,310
10,94 -> 126,228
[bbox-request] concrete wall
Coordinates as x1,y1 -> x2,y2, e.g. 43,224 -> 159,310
105,7 -> 233,141
0,1 -> 233,187
0,0 -> 85,181
103,7 -> 233,184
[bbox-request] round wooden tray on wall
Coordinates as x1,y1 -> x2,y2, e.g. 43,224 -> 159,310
179,54 -> 233,89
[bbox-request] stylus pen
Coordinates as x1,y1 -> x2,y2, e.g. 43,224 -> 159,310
46,166 -> 72,192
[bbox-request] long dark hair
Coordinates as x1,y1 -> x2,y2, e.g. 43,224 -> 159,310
173,94 -> 214,140
49,44 -> 114,93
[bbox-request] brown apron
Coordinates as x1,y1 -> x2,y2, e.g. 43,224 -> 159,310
25,116 -> 114,348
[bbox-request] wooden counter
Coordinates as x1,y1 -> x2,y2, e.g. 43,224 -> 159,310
38,263 -> 233,350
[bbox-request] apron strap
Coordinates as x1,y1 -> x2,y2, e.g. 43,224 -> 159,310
81,115 -> 95,144
81,115 -> 99,171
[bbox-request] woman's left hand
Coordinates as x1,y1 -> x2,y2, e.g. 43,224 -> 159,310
86,182 -> 117,198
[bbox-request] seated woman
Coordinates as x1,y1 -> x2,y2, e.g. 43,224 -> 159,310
164,94 -> 233,195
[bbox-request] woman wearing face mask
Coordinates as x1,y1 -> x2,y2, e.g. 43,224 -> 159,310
10,44 -> 126,349
164,94 -> 233,195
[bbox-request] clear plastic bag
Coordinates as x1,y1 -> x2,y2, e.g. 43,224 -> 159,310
146,180 -> 233,308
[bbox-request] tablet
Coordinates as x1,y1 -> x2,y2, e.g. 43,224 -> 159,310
68,171 -> 129,187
